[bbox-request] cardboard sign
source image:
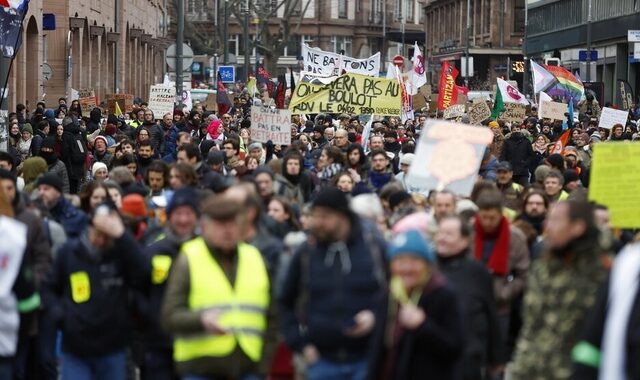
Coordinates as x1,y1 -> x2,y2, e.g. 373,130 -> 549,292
407,120 -> 493,196
539,100 -> 567,120
589,143 -> 640,228
250,106 -> 292,146
204,93 -> 217,112
301,43 -> 380,77
499,103 -> 527,123
289,73 -> 402,116
148,85 -> 175,119
106,94 -> 134,115
468,101 -> 492,125
78,88 -> 97,117
412,94 -> 428,111
78,88 -> 95,99
443,104 -> 465,120
599,106 -> 629,129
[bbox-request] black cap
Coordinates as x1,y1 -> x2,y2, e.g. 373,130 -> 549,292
167,186 -> 201,215
36,172 -> 64,193
496,161 -> 513,172
563,169 -> 580,184
388,191 -> 412,210
312,187 -> 352,217
200,172 -> 231,193
206,150 -> 225,165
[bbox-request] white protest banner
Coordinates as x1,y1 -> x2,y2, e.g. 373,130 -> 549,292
148,85 -> 175,119
443,104 -> 465,120
250,106 -> 292,146
599,106 -> 629,129
361,116 -> 374,154
302,43 -> 380,77
539,100 -> 567,120
407,120 -> 493,196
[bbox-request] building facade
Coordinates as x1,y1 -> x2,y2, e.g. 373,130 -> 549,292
525,0 -> 640,104
6,0 -> 169,112
423,0 -> 525,91
179,0 -> 425,81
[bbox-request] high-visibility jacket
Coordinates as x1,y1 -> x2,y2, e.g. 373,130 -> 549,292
173,238 -> 270,363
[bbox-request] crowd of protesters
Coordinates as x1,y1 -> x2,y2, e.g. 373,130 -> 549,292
0,89 -> 640,380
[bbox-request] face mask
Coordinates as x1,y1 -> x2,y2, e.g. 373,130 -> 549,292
40,151 -> 57,165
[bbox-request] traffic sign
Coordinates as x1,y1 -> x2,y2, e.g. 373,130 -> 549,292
42,63 -> 53,81
579,50 -> 598,62
628,30 -> 640,42
218,66 -> 235,83
392,55 -> 404,67
166,43 -> 194,71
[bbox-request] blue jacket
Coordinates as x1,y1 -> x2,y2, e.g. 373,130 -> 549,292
278,218 -> 387,362
50,196 -> 88,238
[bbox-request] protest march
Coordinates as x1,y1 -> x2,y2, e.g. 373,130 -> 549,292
2,18 -> 640,380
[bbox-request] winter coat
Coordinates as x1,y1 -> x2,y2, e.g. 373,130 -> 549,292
500,132 -> 535,177
49,196 -> 88,238
86,108 -> 102,134
47,160 -> 70,194
61,122 -> 89,181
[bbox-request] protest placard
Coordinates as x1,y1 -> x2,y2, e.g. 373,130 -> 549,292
289,73 -> 402,116
539,100 -> 567,120
407,120 -> 493,196
443,104 -> 465,120
250,106 -> 292,146
78,88 -> 96,117
204,93 -> 217,111
148,85 -> 175,118
412,94 -> 427,110
589,143 -> 640,228
106,94 -> 134,115
468,101 -> 492,125
302,43 -> 380,77
598,106 -> 629,129
499,103 -> 527,123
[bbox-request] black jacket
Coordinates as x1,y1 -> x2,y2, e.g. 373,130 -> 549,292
86,108 -> 102,134
438,253 -> 503,379
61,122 -> 88,180
43,231 -> 150,357
500,132 -> 534,177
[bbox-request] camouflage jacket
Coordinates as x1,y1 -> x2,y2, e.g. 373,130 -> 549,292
509,238 -> 608,380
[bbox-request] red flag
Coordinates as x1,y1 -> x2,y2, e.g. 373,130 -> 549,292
217,72 -> 231,116
437,61 -> 459,110
257,64 -> 275,95
274,75 -> 286,109
550,129 -> 571,155
456,85 -> 469,96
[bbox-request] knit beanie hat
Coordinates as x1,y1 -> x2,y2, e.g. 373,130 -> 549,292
92,162 -> 108,177
534,165 -> 551,183
312,187 -> 352,217
167,186 -> 200,216
120,194 -> 148,218
36,172 -> 64,193
22,123 -> 33,135
590,132 -> 601,141
248,142 -> 263,152
94,135 -> 108,148
22,157 -> 48,184
387,229 -> 435,263
546,153 -> 565,168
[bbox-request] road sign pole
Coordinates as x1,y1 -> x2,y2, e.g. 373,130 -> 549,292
176,0 -> 184,106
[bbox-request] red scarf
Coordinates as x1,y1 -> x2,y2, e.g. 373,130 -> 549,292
474,216 -> 511,276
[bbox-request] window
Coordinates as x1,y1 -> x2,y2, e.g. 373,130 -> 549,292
405,0 -> 414,21
514,0 -> 525,34
338,0 -> 348,18
186,0 -> 205,14
228,35 -> 239,56
302,35 -> 314,45
483,0 -> 491,34
331,36 -> 352,56
291,0 -> 303,16
395,0 -> 402,20
371,0 -> 383,23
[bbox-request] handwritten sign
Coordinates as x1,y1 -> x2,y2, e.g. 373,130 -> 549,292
204,93 -> 217,112
106,94 -> 134,115
468,101 -> 492,125
148,85 -> 175,119
407,120 -> 493,196
499,103 -> 527,123
289,73 -> 401,116
539,100 -> 567,120
443,104 -> 465,120
598,106 -> 629,129
250,106 -> 292,146
589,143 -> 640,228
78,88 -> 97,117
302,43 -> 380,77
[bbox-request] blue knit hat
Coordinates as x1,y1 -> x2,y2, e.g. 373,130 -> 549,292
387,229 -> 435,263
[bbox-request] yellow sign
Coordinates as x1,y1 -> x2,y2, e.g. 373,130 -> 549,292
589,143 -> 640,228
70,271 -> 91,303
288,73 -> 402,116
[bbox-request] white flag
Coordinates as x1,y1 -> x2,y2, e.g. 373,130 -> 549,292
496,78 -> 529,105
407,42 -> 427,95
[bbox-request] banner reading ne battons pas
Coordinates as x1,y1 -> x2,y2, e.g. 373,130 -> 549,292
302,43 -> 381,77
289,73 -> 402,116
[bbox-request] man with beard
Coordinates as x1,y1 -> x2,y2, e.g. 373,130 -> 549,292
185,110 -> 202,134
312,126 -> 327,149
91,136 -> 113,168
274,151 -> 313,209
510,201 -> 608,379
366,150 -> 396,193
136,140 -> 156,178
500,124 -> 534,187
39,137 -> 70,194
36,173 -> 87,237
159,113 -> 178,158
495,162 -> 524,211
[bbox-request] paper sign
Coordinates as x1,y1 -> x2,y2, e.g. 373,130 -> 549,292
407,120 -> 493,196
204,93 -> 217,111
539,100 -> 567,120
250,106 -> 292,146
598,106 -> 629,129
443,104 -> 465,120
289,73 -> 402,116
78,88 -> 97,117
589,143 -> 640,228
106,94 -> 134,115
302,43 -> 381,77
499,103 -> 527,123
148,85 -> 175,119
468,101 -> 492,125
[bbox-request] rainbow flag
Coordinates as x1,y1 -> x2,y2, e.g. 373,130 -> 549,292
544,65 -> 584,102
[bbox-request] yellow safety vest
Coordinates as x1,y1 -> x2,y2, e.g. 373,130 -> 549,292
173,238 -> 270,363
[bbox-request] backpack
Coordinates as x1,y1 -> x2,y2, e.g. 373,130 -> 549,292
68,133 -> 87,165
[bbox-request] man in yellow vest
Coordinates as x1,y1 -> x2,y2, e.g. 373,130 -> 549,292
161,194 -> 272,380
